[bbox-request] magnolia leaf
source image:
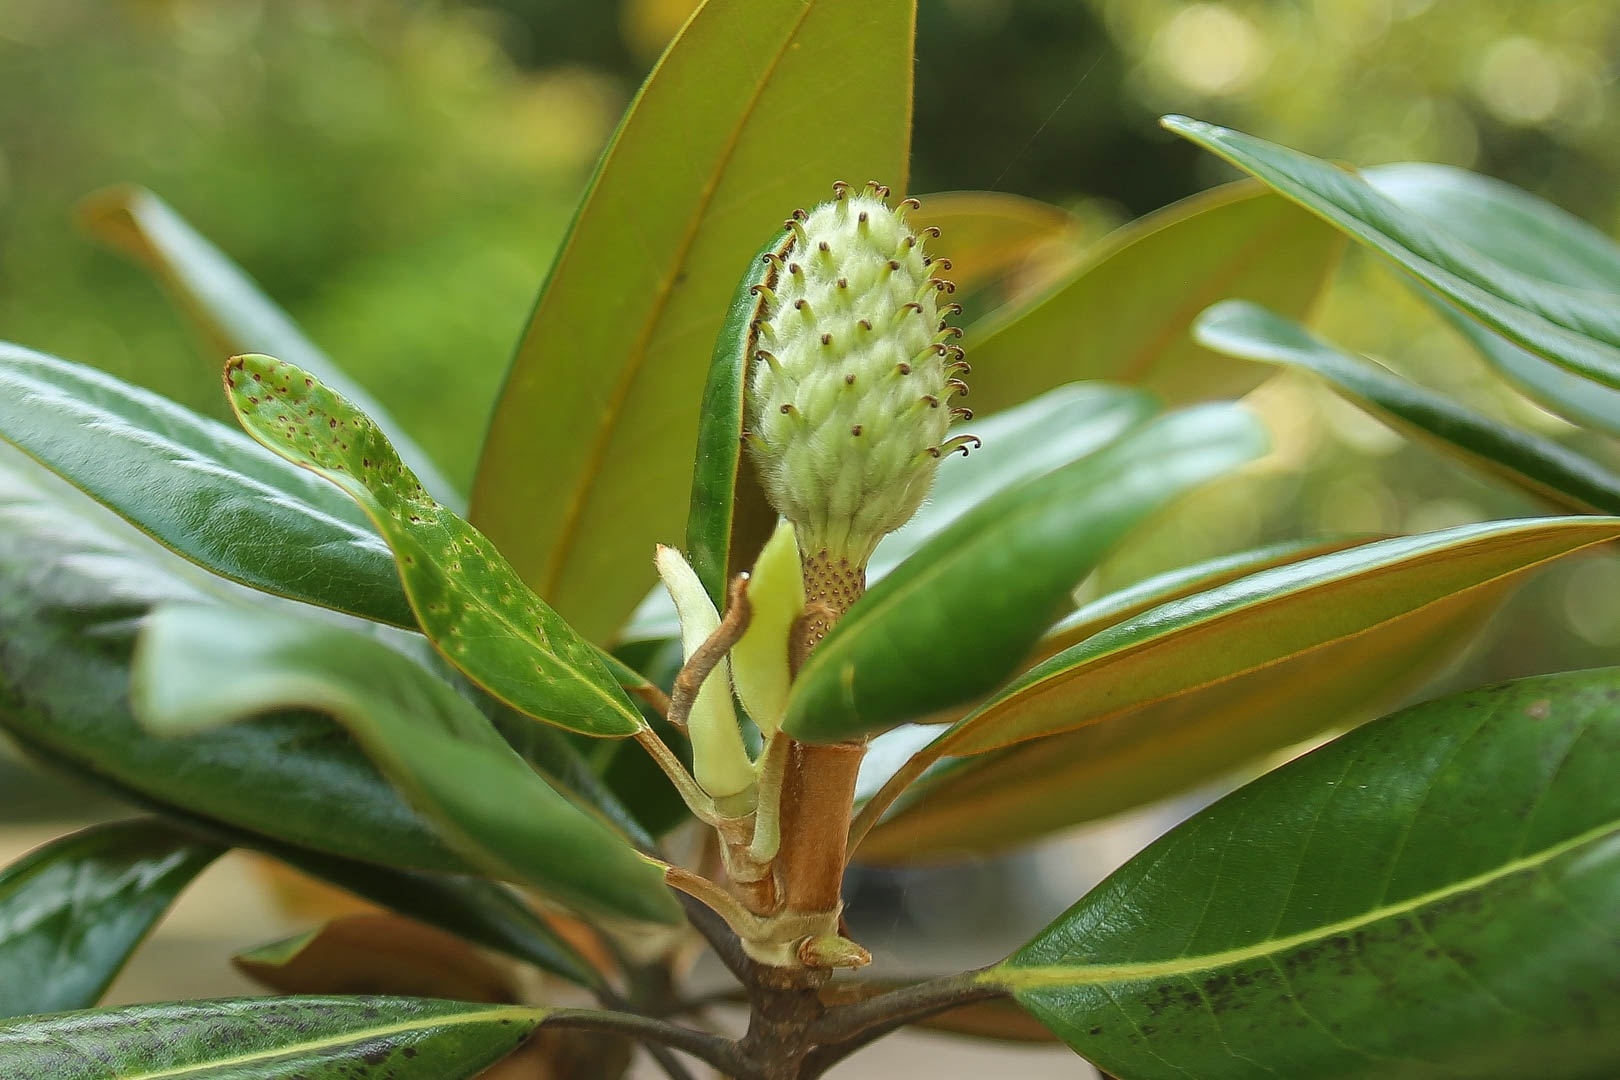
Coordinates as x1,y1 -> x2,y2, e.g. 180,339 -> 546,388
934,516 -> 1620,758
992,668 -> 1620,1078
0,342 -> 409,626
225,354 -> 642,737
1165,116 -> 1620,391
0,997 -> 545,1079
965,181 -> 1344,415
785,404 -> 1269,743
471,0 -> 916,642
79,186 -> 458,504
133,602 -> 679,926
0,819 -> 220,1018
1195,300 -> 1620,513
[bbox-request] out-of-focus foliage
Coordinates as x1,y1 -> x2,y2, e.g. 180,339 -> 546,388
0,0 -> 621,488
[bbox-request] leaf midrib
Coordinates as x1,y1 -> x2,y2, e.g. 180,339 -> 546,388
990,815 -> 1620,993
537,4 -> 819,600
115,1004 -> 543,1079
345,476 -> 643,732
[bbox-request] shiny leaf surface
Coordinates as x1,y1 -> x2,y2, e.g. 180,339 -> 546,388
0,343 -> 409,626
934,516 -> 1620,758
860,579 -> 1506,862
0,819 -> 221,1018
785,404 -> 1270,742
867,382 -> 1161,581
133,602 -> 679,925
0,996 -> 544,1079
226,354 -> 641,737
471,0 -> 916,641
0,443 -> 467,874
1165,116 -> 1620,390
965,182 -> 1344,416
80,186 -> 458,504
1196,300 -> 1620,513
994,669 -> 1620,1079
1362,162 -> 1620,437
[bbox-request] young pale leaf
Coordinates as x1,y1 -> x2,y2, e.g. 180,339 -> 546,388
784,403 -> 1269,743
225,354 -> 642,738
0,343 -> 410,626
471,0 -> 916,642
0,819 -> 221,1019
934,516 -> 1620,758
1165,115 -> 1620,391
860,577 -> 1505,862
79,186 -> 458,506
1362,163 -> 1620,437
992,669 -> 1620,1079
0,443 -> 467,874
0,997 -> 545,1079
730,519 -> 803,735
1195,300 -> 1620,514
133,602 -> 680,926
965,182 -> 1344,415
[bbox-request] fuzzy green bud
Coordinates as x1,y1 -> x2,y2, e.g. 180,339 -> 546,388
744,182 -> 976,570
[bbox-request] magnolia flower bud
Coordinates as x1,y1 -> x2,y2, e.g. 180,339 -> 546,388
744,182 -> 976,572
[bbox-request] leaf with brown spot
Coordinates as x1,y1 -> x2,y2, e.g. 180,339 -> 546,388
225,353 -> 642,738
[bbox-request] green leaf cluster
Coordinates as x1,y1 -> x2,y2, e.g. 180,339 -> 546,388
1,2 -> 1619,1077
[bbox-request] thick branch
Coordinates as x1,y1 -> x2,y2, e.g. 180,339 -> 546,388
800,969 -> 1006,1075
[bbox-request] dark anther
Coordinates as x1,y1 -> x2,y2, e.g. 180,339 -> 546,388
821,333 -> 833,345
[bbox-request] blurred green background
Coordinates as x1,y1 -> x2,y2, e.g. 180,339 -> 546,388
5,0 -> 1620,1007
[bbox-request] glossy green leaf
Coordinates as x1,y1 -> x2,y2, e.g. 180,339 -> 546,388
964,182 -> 1344,416
133,602 -> 679,926
1039,537 -> 1364,660
1165,116 -> 1620,391
934,515 -> 1620,758
1195,300 -> 1620,514
867,382 -> 1161,580
226,354 -> 641,737
685,232 -> 789,608
0,996 -> 545,1079
784,404 -> 1270,743
910,190 -> 1082,295
992,668 -> 1620,1079
1362,163 -> 1620,437
0,442 -> 468,874
471,0 -> 916,642
859,579 -> 1506,863
0,819 -> 221,1018
1363,163 -> 1620,293
80,186 -> 458,505
0,342 -> 411,627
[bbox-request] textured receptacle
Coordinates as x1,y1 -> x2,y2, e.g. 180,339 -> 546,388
744,181 -> 975,571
